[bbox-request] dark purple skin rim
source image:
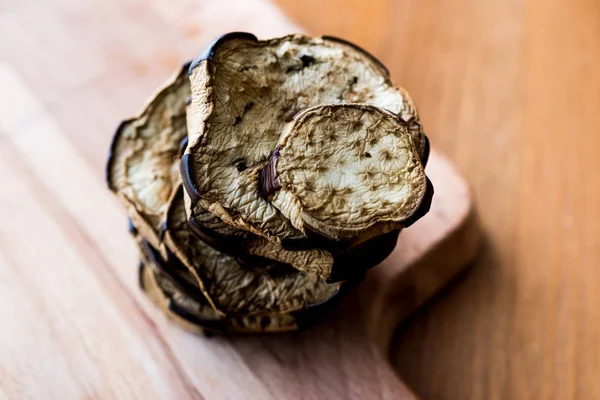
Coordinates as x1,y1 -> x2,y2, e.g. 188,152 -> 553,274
138,261 -> 146,291
127,217 -> 138,236
279,236 -> 316,251
166,186 -> 274,267
187,215 -> 245,255
321,35 -> 390,78
140,246 -> 344,335
188,32 -> 258,75
421,135 -> 431,168
179,153 -> 201,203
188,215 -> 316,268
403,177 -> 434,228
188,33 -> 388,79
139,239 -> 207,304
326,229 -> 400,283
158,221 -> 168,241
259,147 -> 282,199
177,136 -> 189,157
106,61 -> 191,190
165,300 -> 224,335
138,261 -> 225,335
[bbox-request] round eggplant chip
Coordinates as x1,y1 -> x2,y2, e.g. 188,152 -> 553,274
262,104 -> 429,243
106,63 -> 191,249
184,33 -> 430,246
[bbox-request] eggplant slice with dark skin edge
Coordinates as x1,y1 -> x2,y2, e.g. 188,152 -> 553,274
107,61 -> 334,276
131,205 -> 343,334
184,33 -> 431,264
106,61 -> 341,331
109,33 -> 434,334
138,242 -> 306,334
106,62 -> 191,252
188,32 -> 429,165
163,187 -> 342,318
262,104 -> 429,245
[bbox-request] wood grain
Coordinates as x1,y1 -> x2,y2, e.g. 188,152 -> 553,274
275,0 -> 600,399
0,0 -> 479,399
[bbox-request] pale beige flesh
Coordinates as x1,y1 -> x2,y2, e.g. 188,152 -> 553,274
107,64 -> 190,251
270,104 -> 427,243
185,34 -> 428,245
107,63 -> 333,274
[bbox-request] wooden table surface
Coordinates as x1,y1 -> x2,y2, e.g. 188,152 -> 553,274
275,0 -> 600,398
0,0 -> 481,398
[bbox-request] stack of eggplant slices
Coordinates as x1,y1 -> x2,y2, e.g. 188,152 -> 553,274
107,33 -> 433,334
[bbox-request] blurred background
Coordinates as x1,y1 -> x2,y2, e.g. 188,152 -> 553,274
1,0 -> 599,398
276,1 -> 600,398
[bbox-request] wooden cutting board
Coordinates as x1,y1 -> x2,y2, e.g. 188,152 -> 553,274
0,0 -> 480,398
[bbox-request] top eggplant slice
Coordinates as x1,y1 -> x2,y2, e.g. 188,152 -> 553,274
106,63 -> 191,250
184,33 -> 430,247
262,104 -> 429,243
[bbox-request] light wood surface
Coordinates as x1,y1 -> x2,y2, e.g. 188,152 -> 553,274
276,0 -> 600,398
0,0 -> 480,399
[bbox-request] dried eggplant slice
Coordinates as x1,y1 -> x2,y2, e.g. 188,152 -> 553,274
140,260 -> 301,334
138,256 -> 221,334
107,63 -> 334,274
184,33 -> 429,244
163,187 -> 341,317
187,202 -> 334,277
262,104 -> 428,243
139,238 -> 205,303
327,229 -> 401,283
189,200 -> 402,283
128,217 -> 202,294
106,62 -> 190,249
320,35 -> 429,164
137,236 -> 304,333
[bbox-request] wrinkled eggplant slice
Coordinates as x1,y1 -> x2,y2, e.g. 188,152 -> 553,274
189,32 -> 259,73
106,62 -> 191,249
163,187 -> 341,317
139,238 -> 205,303
320,35 -> 390,78
139,240 -> 310,334
105,61 -> 333,276
184,33 -> 429,246
181,148 -> 335,276
265,104 -> 429,244
138,258 -> 225,335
